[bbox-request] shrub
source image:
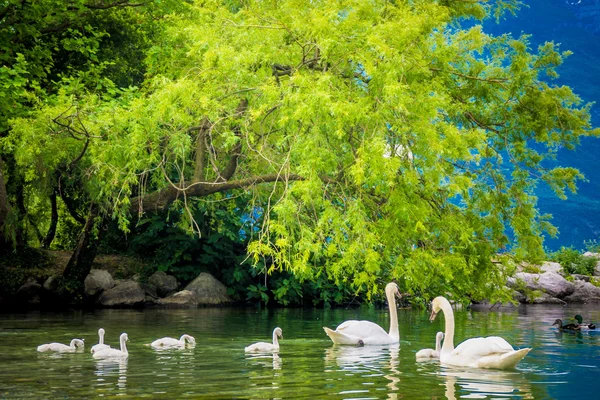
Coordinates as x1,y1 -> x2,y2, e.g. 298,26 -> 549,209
550,246 -> 596,275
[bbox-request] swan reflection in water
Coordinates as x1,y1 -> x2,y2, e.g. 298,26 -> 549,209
94,358 -> 128,393
440,366 -> 533,400
245,353 -> 282,370
325,344 -> 401,399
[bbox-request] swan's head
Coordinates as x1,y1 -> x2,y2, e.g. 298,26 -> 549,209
71,339 -> 85,349
435,331 -> 444,341
98,328 -> 105,336
429,296 -> 448,322
183,334 -> 196,344
274,327 -> 283,339
120,333 -> 129,342
385,282 -> 401,299
552,319 -> 562,327
574,315 -> 583,324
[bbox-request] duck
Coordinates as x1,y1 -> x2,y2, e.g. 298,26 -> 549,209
90,328 -> 111,354
93,333 -> 129,360
416,331 -> 444,360
430,296 -> 531,369
323,282 -> 401,345
574,315 -> 596,330
150,334 -> 196,349
552,319 -> 581,331
245,327 -> 283,353
37,338 -> 85,353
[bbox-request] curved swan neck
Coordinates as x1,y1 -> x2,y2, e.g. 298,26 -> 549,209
387,288 -> 399,341
272,330 -> 279,347
120,335 -> 128,354
439,299 -> 455,354
435,333 -> 443,353
179,335 -> 187,344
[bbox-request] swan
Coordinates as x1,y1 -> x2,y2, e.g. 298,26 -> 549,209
416,331 -> 444,360
323,282 -> 401,345
150,334 -> 196,349
37,339 -> 84,353
91,328 -> 111,354
245,327 -> 283,352
93,333 -> 129,360
430,296 -> 531,369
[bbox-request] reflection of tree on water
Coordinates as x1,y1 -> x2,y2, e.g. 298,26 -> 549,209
440,366 -> 533,400
94,359 -> 128,394
324,344 -> 400,398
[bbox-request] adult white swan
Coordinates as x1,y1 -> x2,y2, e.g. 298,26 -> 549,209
323,282 -> 401,345
93,333 -> 129,360
151,334 -> 196,349
430,296 -> 531,369
91,328 -> 110,354
37,338 -> 84,353
416,331 -> 444,360
245,327 -> 283,352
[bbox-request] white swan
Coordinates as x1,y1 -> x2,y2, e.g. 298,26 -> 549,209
245,327 -> 283,352
150,334 -> 196,349
430,296 -> 531,369
91,328 -> 111,354
323,282 -> 401,345
37,338 -> 84,353
416,331 -> 444,360
93,333 -> 129,360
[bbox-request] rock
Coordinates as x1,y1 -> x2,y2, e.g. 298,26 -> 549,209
571,274 -> 591,282
140,282 -> 158,298
42,276 -> 59,292
530,292 -> 566,305
512,290 -> 527,304
16,282 -> 42,305
508,272 -> 575,299
184,272 -> 232,305
540,261 -> 563,274
84,269 -> 115,297
157,290 -> 199,308
98,280 -> 145,307
563,281 -> 600,303
148,271 -> 179,298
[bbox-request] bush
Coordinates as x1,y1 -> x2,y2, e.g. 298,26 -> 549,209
550,246 -> 596,275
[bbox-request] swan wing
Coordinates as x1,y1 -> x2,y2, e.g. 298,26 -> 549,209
453,336 -> 514,359
324,320 -> 395,345
151,337 -> 180,348
93,348 -> 127,359
91,344 -> 111,354
245,342 -> 278,352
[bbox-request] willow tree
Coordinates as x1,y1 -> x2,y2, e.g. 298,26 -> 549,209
6,0 -> 598,302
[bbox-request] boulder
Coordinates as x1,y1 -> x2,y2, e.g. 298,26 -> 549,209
148,271 -> 179,298
540,261 -> 563,274
43,276 -> 59,292
140,282 -> 158,298
98,280 -> 145,307
571,274 -> 591,282
84,269 -> 115,297
530,292 -> 566,305
16,281 -> 42,305
508,272 -> 575,299
157,290 -> 199,308
184,272 -> 232,305
563,281 -> 600,303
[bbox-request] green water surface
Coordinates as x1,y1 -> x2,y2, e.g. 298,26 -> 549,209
0,304 -> 598,399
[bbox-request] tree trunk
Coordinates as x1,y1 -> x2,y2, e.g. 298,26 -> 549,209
61,203 -> 101,292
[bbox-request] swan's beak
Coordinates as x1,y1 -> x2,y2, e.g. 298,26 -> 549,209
429,309 -> 438,322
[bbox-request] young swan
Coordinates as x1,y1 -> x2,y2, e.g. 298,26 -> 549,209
37,339 -> 85,353
93,333 -> 129,360
245,327 -> 283,353
151,334 -> 196,349
91,328 -> 111,354
416,331 -> 444,360
324,282 -> 401,345
430,296 -> 531,369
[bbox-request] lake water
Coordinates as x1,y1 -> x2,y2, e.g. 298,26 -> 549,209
0,304 -> 598,399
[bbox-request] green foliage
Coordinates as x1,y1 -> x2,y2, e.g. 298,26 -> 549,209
550,246 -> 597,275
2,0 -> 599,305
584,240 -> 600,254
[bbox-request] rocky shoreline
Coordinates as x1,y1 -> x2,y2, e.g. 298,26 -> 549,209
5,253 -> 600,310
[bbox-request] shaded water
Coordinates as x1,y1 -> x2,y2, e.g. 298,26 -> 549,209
0,304 -> 598,399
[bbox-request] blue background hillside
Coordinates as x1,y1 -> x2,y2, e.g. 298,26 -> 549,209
485,0 -> 600,250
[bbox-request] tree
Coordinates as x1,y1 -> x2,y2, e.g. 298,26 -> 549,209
5,0 -> 599,302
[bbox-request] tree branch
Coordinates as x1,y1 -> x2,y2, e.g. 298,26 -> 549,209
220,99 -> 248,181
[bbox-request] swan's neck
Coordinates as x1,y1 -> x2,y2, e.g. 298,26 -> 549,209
272,331 -> 279,347
387,291 -> 399,341
180,335 -> 187,344
99,331 -> 104,345
435,335 -> 442,353
440,301 -> 455,355
120,337 -> 128,354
